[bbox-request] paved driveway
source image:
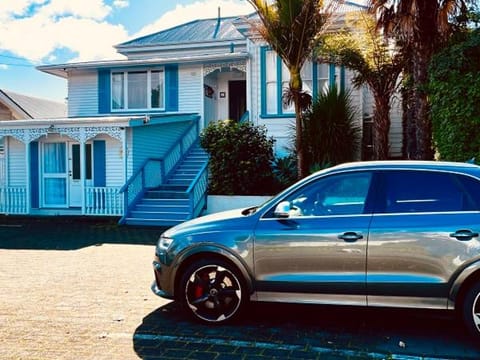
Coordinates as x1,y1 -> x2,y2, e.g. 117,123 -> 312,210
1,216 -> 480,359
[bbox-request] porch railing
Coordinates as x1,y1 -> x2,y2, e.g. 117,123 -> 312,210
0,156 -> 5,187
119,120 -> 199,220
84,187 -> 123,216
0,187 -> 27,214
186,161 -> 208,219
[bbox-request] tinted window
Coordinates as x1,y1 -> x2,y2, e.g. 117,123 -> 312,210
272,172 -> 373,217
381,170 -> 469,213
456,174 -> 480,210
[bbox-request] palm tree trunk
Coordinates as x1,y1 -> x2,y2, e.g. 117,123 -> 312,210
412,46 -> 434,160
290,68 -> 308,179
373,95 -> 391,160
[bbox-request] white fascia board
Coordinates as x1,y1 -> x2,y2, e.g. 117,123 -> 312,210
116,39 -> 247,55
0,116 -> 140,128
37,52 -> 250,78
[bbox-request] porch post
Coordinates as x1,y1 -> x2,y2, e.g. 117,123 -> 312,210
25,141 -> 30,214
79,128 -> 87,215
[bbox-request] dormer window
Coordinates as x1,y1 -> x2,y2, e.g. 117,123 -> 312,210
111,69 -> 165,111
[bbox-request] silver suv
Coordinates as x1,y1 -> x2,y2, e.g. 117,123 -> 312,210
152,161 -> 480,338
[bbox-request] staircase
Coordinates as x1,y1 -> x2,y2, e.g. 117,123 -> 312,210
123,145 -> 208,227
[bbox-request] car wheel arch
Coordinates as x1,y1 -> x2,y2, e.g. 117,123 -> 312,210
172,247 -> 254,300
450,262 -> 480,311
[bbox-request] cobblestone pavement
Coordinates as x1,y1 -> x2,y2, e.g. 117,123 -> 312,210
1,217 -> 480,360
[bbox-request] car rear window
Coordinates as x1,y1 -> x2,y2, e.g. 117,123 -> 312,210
380,170 -> 472,213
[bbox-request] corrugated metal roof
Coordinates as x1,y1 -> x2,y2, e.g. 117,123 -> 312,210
118,1 -> 366,49
117,16 -> 246,48
0,90 -> 67,119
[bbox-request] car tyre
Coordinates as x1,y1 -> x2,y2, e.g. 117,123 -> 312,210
462,282 -> 480,338
179,258 -> 246,324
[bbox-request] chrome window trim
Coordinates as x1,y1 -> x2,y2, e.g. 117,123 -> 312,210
259,213 -> 374,221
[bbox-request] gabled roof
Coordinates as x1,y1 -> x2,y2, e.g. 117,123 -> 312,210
0,89 -> 67,120
116,16 -> 246,49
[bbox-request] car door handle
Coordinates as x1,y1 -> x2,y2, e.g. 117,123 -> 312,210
338,232 -> 363,242
450,230 -> 479,241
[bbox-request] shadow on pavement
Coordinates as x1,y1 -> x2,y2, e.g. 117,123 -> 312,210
133,301 -> 480,359
0,215 -> 168,250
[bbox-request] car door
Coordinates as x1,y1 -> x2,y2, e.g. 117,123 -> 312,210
367,169 -> 480,309
253,170 -> 376,305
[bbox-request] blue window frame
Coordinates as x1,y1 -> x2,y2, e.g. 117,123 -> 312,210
111,68 -> 165,111
260,47 -> 345,118
98,64 -> 178,114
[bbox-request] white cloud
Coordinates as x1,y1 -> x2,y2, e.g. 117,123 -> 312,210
133,0 -> 254,39
0,64 -> 9,70
113,0 -> 129,9
0,0 -> 254,66
0,0 -> 128,63
0,0 -> 44,21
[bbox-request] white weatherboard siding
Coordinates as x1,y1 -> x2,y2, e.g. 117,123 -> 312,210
7,137 -> 26,187
179,65 -> 203,115
249,43 -> 261,127
389,96 -> 403,158
68,70 -> 98,117
96,134 -> 124,187
257,117 -> 295,158
125,129 -> 133,183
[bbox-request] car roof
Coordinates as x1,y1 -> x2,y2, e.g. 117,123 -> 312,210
322,160 -> 480,176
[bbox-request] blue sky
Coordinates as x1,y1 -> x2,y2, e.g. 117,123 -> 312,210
0,0 -> 253,103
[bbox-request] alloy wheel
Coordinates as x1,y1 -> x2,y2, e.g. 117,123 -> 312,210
184,264 -> 242,323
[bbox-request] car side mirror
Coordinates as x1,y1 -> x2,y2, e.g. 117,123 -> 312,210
274,201 -> 292,218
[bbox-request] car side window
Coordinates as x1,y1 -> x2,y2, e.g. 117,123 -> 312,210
381,170 -> 470,213
455,174 -> 480,210
270,172 -> 373,217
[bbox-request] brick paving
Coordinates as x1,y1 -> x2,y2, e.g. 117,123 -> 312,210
0,217 -> 165,360
1,216 -> 480,360
0,244 -> 165,359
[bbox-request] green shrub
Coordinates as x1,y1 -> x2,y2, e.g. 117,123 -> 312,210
272,155 -> 298,190
301,86 -> 360,168
200,120 -> 275,195
428,29 -> 480,162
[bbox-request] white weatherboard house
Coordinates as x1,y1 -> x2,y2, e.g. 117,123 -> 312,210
0,2 -> 402,226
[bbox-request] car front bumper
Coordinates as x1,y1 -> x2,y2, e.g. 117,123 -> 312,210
152,257 -> 174,300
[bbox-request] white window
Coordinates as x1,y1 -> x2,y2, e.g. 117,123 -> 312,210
262,48 -> 331,116
111,69 -> 165,111
317,63 -> 330,95
265,51 -> 278,114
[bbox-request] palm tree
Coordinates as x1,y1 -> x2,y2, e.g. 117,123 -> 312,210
317,12 -> 403,160
369,0 -> 472,160
246,0 -> 337,179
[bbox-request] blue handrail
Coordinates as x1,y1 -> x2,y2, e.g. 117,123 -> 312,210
118,119 -> 200,223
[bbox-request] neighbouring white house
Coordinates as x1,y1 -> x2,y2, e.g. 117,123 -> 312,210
0,1 -> 402,226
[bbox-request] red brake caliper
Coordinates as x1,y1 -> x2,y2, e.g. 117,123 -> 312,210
194,272 -> 209,299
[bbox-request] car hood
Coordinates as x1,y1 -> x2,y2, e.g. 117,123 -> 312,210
163,207 -> 256,238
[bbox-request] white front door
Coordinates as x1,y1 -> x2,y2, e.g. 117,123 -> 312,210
42,142 -> 68,207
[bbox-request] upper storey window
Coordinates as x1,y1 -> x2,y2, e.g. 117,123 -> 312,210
261,47 -> 343,117
111,69 -> 165,111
